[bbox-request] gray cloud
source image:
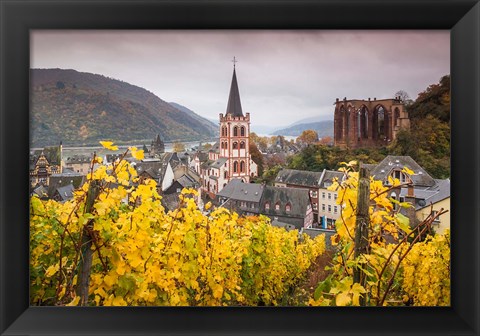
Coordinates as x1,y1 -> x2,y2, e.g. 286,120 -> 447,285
31,30 -> 449,129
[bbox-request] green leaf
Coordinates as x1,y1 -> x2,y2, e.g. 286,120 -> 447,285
314,276 -> 332,300
395,213 -> 411,234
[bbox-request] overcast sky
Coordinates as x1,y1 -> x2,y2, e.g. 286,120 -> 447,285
31,30 -> 449,130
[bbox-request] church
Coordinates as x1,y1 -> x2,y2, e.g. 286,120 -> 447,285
195,61 -> 258,199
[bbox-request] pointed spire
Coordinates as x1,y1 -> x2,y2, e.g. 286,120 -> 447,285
226,59 -> 243,117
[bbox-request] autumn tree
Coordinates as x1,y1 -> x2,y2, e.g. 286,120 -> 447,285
296,130 -> 319,146
173,142 -> 186,152
249,142 -> 264,177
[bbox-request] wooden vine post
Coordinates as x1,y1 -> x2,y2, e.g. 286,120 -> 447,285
76,180 -> 100,306
353,164 -> 370,306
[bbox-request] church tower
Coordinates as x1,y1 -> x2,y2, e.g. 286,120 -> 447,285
219,59 -> 256,183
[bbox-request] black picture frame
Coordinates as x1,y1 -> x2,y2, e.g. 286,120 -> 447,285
1,0 -> 479,335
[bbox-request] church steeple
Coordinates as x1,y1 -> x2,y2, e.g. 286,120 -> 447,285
225,58 -> 243,117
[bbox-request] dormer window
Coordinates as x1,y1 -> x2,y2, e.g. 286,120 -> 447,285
389,169 -> 410,184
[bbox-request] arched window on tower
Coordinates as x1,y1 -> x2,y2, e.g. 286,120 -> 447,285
233,142 -> 238,149
240,126 -> 245,136
336,106 -> 345,140
357,106 -> 368,140
233,126 -> 238,136
233,161 -> 238,173
240,161 -> 245,173
240,141 -> 245,149
374,105 -> 387,140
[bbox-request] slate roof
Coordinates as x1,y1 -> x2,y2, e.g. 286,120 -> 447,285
65,155 -> 91,164
260,186 -> 310,218
210,157 -> 228,169
55,184 -> 75,202
400,178 -> 450,210
177,174 -> 197,189
209,142 -> 220,153
136,153 -> 173,181
217,179 -> 264,203
370,155 -> 436,187
196,152 -> 209,163
319,170 -> 345,189
362,163 -> 377,172
32,185 -> 49,198
275,169 -> 322,188
48,172 -> 85,197
225,68 -> 244,117
300,228 -> 335,249
161,193 -> 181,212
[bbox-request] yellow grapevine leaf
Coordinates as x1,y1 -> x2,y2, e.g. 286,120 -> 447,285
66,296 -> 81,306
335,292 -> 351,306
129,147 -> 144,160
99,141 -> 118,151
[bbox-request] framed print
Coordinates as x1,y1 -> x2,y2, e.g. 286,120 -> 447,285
1,0 -> 479,335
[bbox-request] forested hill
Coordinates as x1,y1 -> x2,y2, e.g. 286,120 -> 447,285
30,68 -> 217,147
168,102 -> 218,136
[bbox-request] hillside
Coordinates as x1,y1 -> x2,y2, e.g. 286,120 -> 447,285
30,69 -> 217,147
168,102 -> 218,136
271,120 -> 334,138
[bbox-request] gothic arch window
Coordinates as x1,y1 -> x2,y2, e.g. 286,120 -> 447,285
394,107 -> 400,127
265,202 -> 270,210
233,126 -> 238,136
346,106 -> 352,139
240,141 -> 245,149
233,142 -> 238,149
357,106 -> 368,140
233,161 -> 238,173
275,202 -> 280,211
336,106 -> 345,140
240,161 -> 245,173
374,105 -> 387,140
240,126 -> 245,136
285,203 -> 291,212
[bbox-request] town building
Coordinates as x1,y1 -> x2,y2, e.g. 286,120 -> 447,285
274,169 -> 322,222
216,179 -> 313,230
333,97 -> 410,149
144,134 -> 165,158
317,169 -> 345,230
260,185 -> 313,230
29,144 -> 62,187
275,168 -> 344,230
368,155 -> 450,232
64,154 -> 91,175
195,63 -> 258,199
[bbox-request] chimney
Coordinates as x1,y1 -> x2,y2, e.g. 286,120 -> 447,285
407,185 -> 414,197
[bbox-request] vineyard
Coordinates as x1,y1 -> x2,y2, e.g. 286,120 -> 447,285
29,144 -> 450,306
